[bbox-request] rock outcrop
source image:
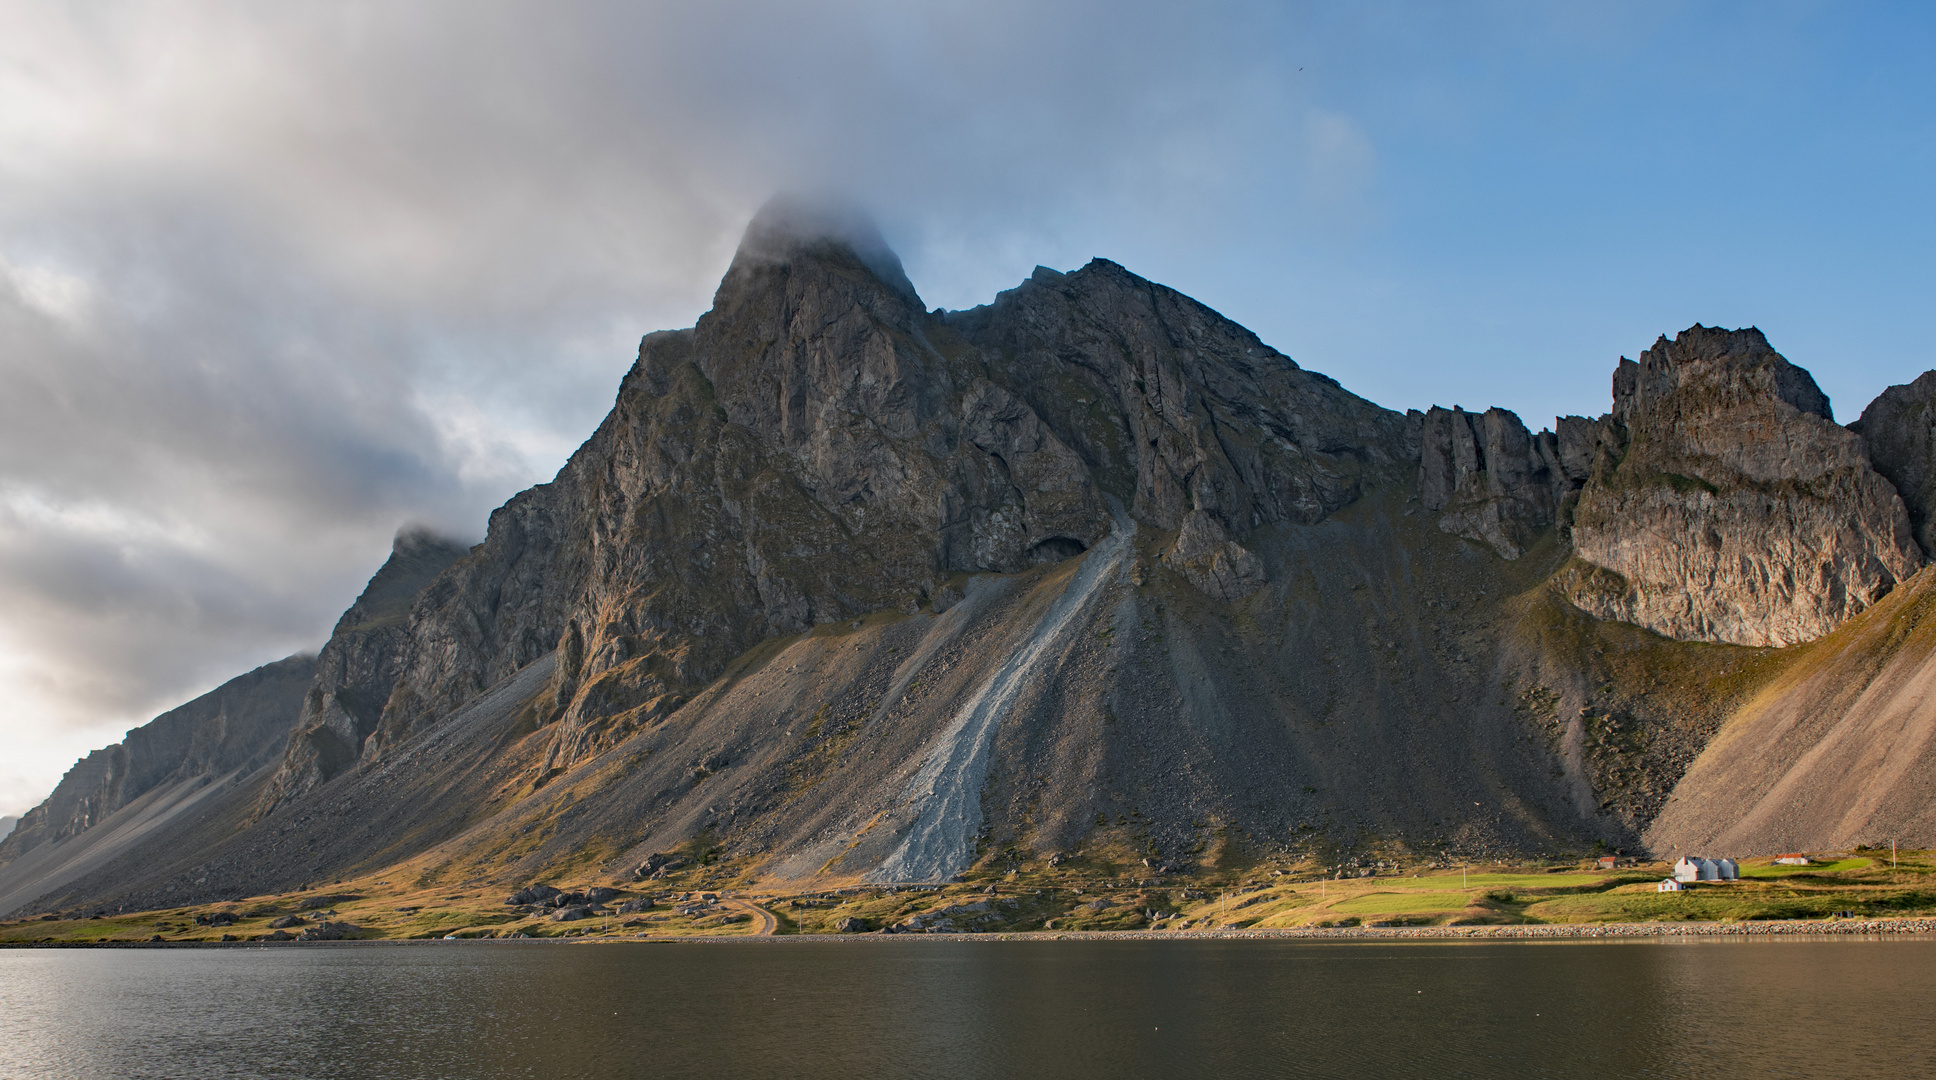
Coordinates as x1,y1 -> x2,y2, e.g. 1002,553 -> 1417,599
1163,510 -> 1266,600
1565,325 -> 1921,647
252,528 -> 468,818
1851,370 -> 1936,558
0,654 -> 313,865
1418,405 -> 1561,558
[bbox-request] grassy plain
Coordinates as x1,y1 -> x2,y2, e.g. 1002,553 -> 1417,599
3,849 -> 1931,944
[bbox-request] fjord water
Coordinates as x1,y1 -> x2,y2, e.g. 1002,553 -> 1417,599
1,940 -> 1930,1079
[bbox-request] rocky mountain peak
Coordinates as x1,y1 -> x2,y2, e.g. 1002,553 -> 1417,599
331,526 -> 471,636
248,528 -> 469,819
1568,325 -> 1919,646
1615,324 -> 1833,428
721,194 -> 922,308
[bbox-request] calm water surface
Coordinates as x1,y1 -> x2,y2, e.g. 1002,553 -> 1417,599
1,938 -> 1931,1079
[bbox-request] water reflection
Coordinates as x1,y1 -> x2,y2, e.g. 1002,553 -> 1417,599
0,938 -> 1930,1079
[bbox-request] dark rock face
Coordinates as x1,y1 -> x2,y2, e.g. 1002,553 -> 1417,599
253,529 -> 468,818
1553,415 -> 1604,490
1852,370 -> 1936,558
0,655 -> 314,866
1566,326 -> 1921,646
1418,405 -> 1560,559
1162,510 -> 1266,600
363,197 -> 1413,772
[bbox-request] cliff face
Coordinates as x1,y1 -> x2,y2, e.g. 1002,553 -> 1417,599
0,655 -> 312,866
1852,370 -> 1936,559
1564,326 -> 1921,647
1418,405 -> 1565,559
252,528 -> 469,817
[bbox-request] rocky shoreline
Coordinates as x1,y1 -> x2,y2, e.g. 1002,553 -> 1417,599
11,917 -> 1936,949
654,917 -> 1936,944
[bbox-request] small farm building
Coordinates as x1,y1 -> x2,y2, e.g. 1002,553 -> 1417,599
1672,856 -> 1740,882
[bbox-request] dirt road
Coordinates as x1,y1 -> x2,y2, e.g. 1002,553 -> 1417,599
725,898 -> 778,935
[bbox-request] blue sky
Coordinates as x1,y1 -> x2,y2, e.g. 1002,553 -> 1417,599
885,2 -> 1936,428
0,1 -> 1930,813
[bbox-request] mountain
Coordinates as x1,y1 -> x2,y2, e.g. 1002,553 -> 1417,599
4,197 -> 1934,917
0,655 -> 313,915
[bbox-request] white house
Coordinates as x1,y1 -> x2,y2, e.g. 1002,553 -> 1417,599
1774,855 -> 1810,866
1673,856 -> 1738,882
1657,879 -> 1684,892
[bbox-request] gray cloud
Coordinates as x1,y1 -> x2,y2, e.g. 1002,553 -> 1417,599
1,0 -> 1927,812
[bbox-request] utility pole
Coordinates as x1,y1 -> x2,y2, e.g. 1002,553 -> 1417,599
1893,839 -> 1899,871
